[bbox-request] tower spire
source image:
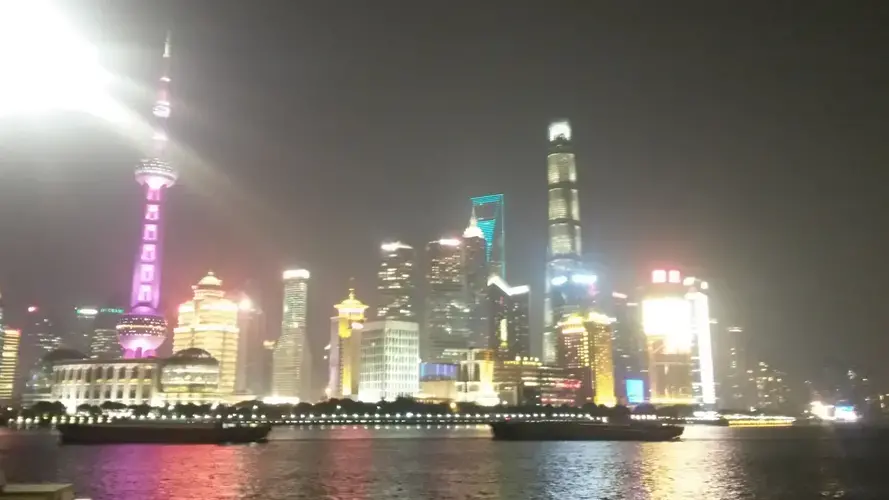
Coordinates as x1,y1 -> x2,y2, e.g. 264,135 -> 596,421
463,205 -> 484,239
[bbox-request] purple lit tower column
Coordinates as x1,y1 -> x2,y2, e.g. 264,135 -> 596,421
117,33 -> 177,359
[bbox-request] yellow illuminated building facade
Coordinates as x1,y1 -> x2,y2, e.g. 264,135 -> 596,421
173,272 -> 239,395
0,329 -> 21,401
557,312 -> 616,406
328,289 -> 367,398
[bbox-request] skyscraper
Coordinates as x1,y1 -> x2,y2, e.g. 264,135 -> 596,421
377,242 -> 417,320
642,269 -> 695,404
71,306 -> 98,354
0,329 -> 21,402
717,325 -> 753,409
173,272 -> 240,395
487,276 -> 531,361
608,292 -> 647,403
328,289 -> 367,399
272,269 -> 309,400
462,209 -> 489,349
118,33 -> 177,359
425,238 -> 469,362
470,194 -> 505,279
557,312 -> 616,406
544,119 -> 588,365
358,320 -> 420,403
90,307 -> 124,359
684,276 -> 716,406
235,293 -> 266,396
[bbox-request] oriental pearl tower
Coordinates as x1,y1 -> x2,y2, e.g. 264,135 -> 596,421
117,33 -> 177,358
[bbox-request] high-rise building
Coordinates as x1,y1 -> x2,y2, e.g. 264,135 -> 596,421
358,320 -> 420,403
716,325 -> 753,409
642,269 -> 695,404
753,361 -> 791,412
425,238 -> 470,362
462,209 -> 489,349
487,276 -> 531,361
495,357 -> 579,407
70,306 -> 98,354
377,242 -> 417,321
90,307 -> 124,359
235,294 -> 267,396
683,276 -> 716,407
608,292 -> 647,404
172,272 -> 240,395
272,269 -> 309,400
557,311 -> 616,406
0,329 -> 21,402
544,119 -> 587,365
470,194 -> 505,279
328,289 -> 367,399
118,33 -> 177,359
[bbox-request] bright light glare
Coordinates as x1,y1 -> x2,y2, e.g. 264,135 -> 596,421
0,0 -> 109,115
642,297 -> 692,353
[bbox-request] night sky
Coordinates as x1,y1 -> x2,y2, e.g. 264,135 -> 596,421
1,1 -> 887,391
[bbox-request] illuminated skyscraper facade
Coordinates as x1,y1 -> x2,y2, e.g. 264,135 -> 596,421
173,272 -> 240,395
358,320 -> 420,403
643,269 -> 695,404
272,269 -> 309,400
557,312 -> 616,406
425,238 -> 469,362
118,33 -> 177,359
462,210 -> 489,349
90,307 -> 124,359
544,120 -> 588,365
0,329 -> 21,402
486,276 -> 531,361
684,276 -> 716,406
377,242 -> 417,321
328,289 -> 367,398
470,194 -> 505,279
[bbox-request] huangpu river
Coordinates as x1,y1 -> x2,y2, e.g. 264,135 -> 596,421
2,425 -> 889,499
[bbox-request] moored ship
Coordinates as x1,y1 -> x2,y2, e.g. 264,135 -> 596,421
56,421 -> 271,445
490,420 -> 683,441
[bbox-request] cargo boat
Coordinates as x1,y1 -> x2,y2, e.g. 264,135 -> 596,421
490,420 -> 683,441
56,421 -> 271,445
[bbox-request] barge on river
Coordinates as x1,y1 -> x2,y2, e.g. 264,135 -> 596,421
490,420 -> 683,441
56,421 -> 271,445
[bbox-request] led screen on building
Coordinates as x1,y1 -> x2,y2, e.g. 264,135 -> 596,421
642,297 -> 692,354
625,378 -> 645,404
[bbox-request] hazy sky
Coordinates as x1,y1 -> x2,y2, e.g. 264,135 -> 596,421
1,1 -> 887,390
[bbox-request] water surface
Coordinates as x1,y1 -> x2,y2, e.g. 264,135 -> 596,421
1,425 -> 887,499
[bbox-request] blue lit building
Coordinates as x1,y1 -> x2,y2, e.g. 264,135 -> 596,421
470,194 -> 505,279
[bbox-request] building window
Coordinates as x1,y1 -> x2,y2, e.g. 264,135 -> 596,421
138,284 -> 153,303
143,224 -> 158,242
145,204 -> 160,221
140,244 -> 156,262
140,264 -> 155,283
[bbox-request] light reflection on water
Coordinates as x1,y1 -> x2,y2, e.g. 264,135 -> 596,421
1,425 -> 889,499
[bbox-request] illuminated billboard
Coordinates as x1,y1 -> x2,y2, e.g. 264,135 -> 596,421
642,297 -> 692,354
626,379 -> 645,404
